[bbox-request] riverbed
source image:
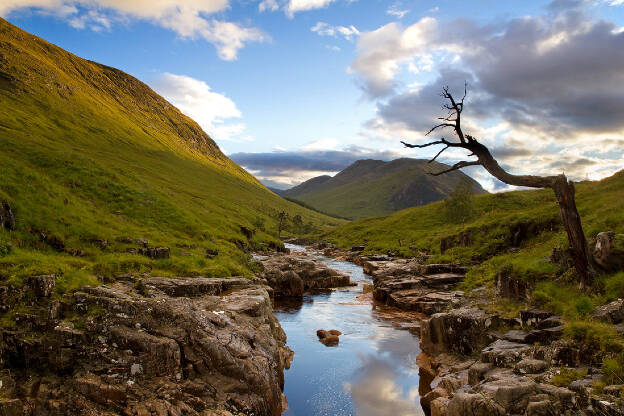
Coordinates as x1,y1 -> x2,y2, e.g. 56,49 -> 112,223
275,244 -> 424,416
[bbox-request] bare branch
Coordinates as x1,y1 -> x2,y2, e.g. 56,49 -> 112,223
429,145 -> 449,163
401,140 -> 444,149
430,160 -> 480,176
425,122 -> 456,136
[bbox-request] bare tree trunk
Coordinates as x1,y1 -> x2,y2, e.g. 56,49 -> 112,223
552,176 -> 593,288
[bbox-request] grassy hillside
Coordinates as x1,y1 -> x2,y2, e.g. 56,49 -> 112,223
282,158 -> 486,219
326,170 -> 624,337
0,18 -> 343,290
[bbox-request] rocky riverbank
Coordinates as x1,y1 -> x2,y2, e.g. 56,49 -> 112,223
0,275 -> 292,416
301,239 -> 624,415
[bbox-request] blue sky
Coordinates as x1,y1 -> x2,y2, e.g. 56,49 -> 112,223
2,0 -> 624,190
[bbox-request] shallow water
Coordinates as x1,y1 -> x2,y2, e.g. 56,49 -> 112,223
275,244 -> 424,416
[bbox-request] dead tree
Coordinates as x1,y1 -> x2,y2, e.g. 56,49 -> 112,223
401,84 -> 595,289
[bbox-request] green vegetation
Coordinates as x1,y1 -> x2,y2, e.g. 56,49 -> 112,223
0,18 -> 343,293
552,367 -> 588,387
444,177 -> 476,224
282,158 -> 486,219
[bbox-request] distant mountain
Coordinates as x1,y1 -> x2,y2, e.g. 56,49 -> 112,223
281,158 -> 487,219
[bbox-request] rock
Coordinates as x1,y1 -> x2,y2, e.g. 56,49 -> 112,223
350,245 -> 365,252
257,254 -> 351,298
320,335 -> 339,346
593,299 -> 624,324
594,231 -> 624,272
316,329 -> 328,339
494,265 -> 534,300
115,236 -> 134,243
481,340 -> 532,366
515,359 -> 549,375
328,329 -> 342,336
0,277 -> 288,415
387,290 -> 463,314
430,397 -> 450,416
503,329 -> 530,343
447,392 -> 505,416
468,362 -> 493,385
136,238 -> 148,247
420,308 -> 501,356
525,400 -> 555,416
205,248 -> 219,259
477,377 -> 537,414
536,315 -> 564,329
25,274 -> 55,297
520,308 -> 552,327
138,246 -> 170,259
0,201 -> 16,231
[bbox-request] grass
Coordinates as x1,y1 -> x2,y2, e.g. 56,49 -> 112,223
0,18 -> 344,295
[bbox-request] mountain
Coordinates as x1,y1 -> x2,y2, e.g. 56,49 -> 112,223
0,18 -> 343,286
281,158 -> 487,219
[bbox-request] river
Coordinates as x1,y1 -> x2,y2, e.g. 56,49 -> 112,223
274,244 -> 425,416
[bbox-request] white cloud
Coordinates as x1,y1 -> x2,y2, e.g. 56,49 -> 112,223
286,0 -> 336,17
152,73 -> 251,142
386,3 -> 409,19
311,21 -> 359,40
0,0 -> 265,60
302,138 -> 340,151
258,0 -> 279,12
350,18 -> 438,97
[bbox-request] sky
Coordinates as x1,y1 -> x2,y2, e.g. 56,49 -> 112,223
2,0 -> 624,191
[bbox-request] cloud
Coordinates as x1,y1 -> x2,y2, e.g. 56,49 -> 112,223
344,355 -> 423,416
151,73 -> 250,142
350,18 -> 438,97
258,0 -> 279,12
354,2 -> 624,183
386,3 -> 409,19
311,21 -> 359,40
286,0 -> 336,17
0,0 -> 265,60
230,144 -> 405,188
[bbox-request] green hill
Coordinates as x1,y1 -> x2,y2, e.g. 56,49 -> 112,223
0,18 -> 343,290
281,158 -> 486,219
325,168 -> 624,299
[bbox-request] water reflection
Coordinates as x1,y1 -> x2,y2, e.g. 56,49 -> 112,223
276,244 -> 423,416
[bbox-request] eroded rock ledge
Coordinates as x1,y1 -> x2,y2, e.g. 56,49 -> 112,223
0,276 -> 291,416
256,253 -> 353,298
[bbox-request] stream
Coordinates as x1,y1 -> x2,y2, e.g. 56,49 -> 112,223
274,244 -> 425,416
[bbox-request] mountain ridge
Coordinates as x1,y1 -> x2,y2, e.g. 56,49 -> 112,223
282,158 -> 486,219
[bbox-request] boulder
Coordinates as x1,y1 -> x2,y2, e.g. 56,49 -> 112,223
520,309 -> 552,327
319,335 -> 339,346
494,266 -> 534,300
481,340 -> 532,367
515,359 -> 549,375
420,308 -> 501,356
25,274 -> 56,297
257,254 -> 351,298
593,299 -> 624,324
593,231 -> 624,272
447,392 -> 505,416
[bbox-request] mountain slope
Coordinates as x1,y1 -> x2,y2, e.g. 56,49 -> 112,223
0,18 -> 343,285
282,158 -> 486,219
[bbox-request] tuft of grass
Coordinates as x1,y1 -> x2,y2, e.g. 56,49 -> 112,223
565,321 -> 624,354
552,367 -> 588,387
